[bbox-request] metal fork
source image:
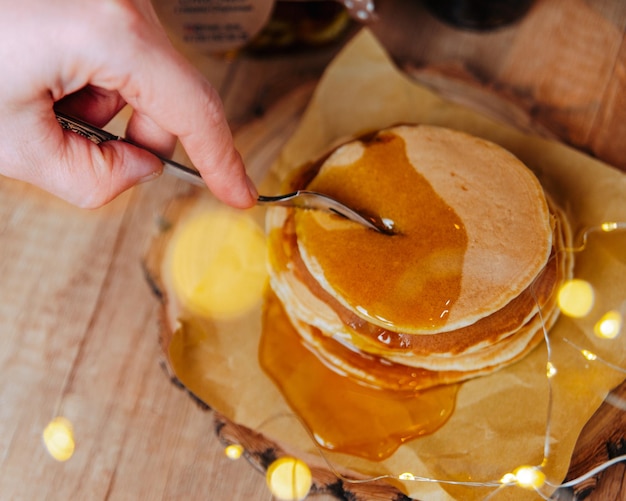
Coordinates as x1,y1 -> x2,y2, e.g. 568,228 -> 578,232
55,112 -> 393,234
256,191 -> 393,234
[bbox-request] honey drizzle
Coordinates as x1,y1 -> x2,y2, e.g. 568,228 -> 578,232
259,291 -> 458,461
275,211 -> 558,357
297,131 -> 468,331
260,131 -> 468,461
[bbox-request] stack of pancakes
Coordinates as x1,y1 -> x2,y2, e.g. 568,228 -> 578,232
266,125 -> 573,391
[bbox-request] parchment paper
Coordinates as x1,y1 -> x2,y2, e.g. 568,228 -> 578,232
164,29 -> 626,500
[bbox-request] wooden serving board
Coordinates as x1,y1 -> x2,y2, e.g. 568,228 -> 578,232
150,70 -> 626,500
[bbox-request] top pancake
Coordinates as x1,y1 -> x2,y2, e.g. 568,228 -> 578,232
293,125 -> 553,334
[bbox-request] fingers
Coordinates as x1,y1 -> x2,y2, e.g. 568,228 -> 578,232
54,86 -> 177,194
54,86 -> 127,127
4,111 -> 163,208
51,131 -> 163,208
126,109 -> 177,158
173,81 -> 258,208
107,23 -> 258,208
1,0 -> 257,209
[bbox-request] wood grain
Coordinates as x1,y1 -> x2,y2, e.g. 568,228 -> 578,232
373,0 -> 626,170
557,379 -> 626,500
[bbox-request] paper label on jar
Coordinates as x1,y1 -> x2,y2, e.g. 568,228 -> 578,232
153,0 -> 275,53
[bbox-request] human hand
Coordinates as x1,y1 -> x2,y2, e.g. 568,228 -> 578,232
0,0 -> 257,208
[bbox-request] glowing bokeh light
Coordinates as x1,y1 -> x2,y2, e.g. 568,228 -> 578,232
581,350 -> 597,361
546,362 -> 557,378
266,457 -> 312,501
557,279 -> 594,318
594,310 -> 623,339
512,466 -> 545,490
224,444 -> 244,460
42,417 -> 75,462
500,472 -> 517,484
601,221 -> 620,232
170,209 -> 267,319
399,472 -> 416,480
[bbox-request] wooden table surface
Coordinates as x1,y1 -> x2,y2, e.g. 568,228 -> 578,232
1,1 -> 624,500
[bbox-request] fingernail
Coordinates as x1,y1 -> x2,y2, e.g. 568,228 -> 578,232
246,174 -> 258,200
138,168 -> 163,185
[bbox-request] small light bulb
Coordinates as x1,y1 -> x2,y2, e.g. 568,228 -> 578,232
266,457 -> 312,501
43,416 -> 75,462
601,222 -> 619,232
513,465 -> 546,490
224,444 -> 244,460
546,362 -> 557,378
399,472 -> 415,480
500,472 -> 517,484
594,310 -> 622,339
581,349 -> 597,361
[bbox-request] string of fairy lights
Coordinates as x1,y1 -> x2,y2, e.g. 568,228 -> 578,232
246,219 -> 626,500
42,221 -> 625,500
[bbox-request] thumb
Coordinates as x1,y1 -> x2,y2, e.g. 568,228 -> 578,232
50,130 -> 164,207
9,115 -> 164,208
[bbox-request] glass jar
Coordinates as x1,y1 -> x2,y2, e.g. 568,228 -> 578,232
422,0 -> 534,31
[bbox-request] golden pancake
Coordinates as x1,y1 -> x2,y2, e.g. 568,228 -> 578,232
271,206 -> 570,382
265,124 -> 572,390
268,198 -> 566,356
294,125 -> 553,334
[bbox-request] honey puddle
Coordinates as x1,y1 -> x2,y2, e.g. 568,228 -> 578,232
260,291 -> 458,461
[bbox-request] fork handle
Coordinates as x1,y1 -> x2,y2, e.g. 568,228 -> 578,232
55,111 -> 206,188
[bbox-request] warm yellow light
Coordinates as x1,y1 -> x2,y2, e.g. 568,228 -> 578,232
399,472 -> 415,480
557,279 -> 594,318
546,362 -> 557,378
513,465 -> 545,490
500,472 -> 517,484
224,444 -> 244,460
170,209 -> 267,319
266,457 -> 312,501
601,221 -> 619,232
594,310 -> 623,339
42,417 -> 75,462
581,349 -> 597,361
